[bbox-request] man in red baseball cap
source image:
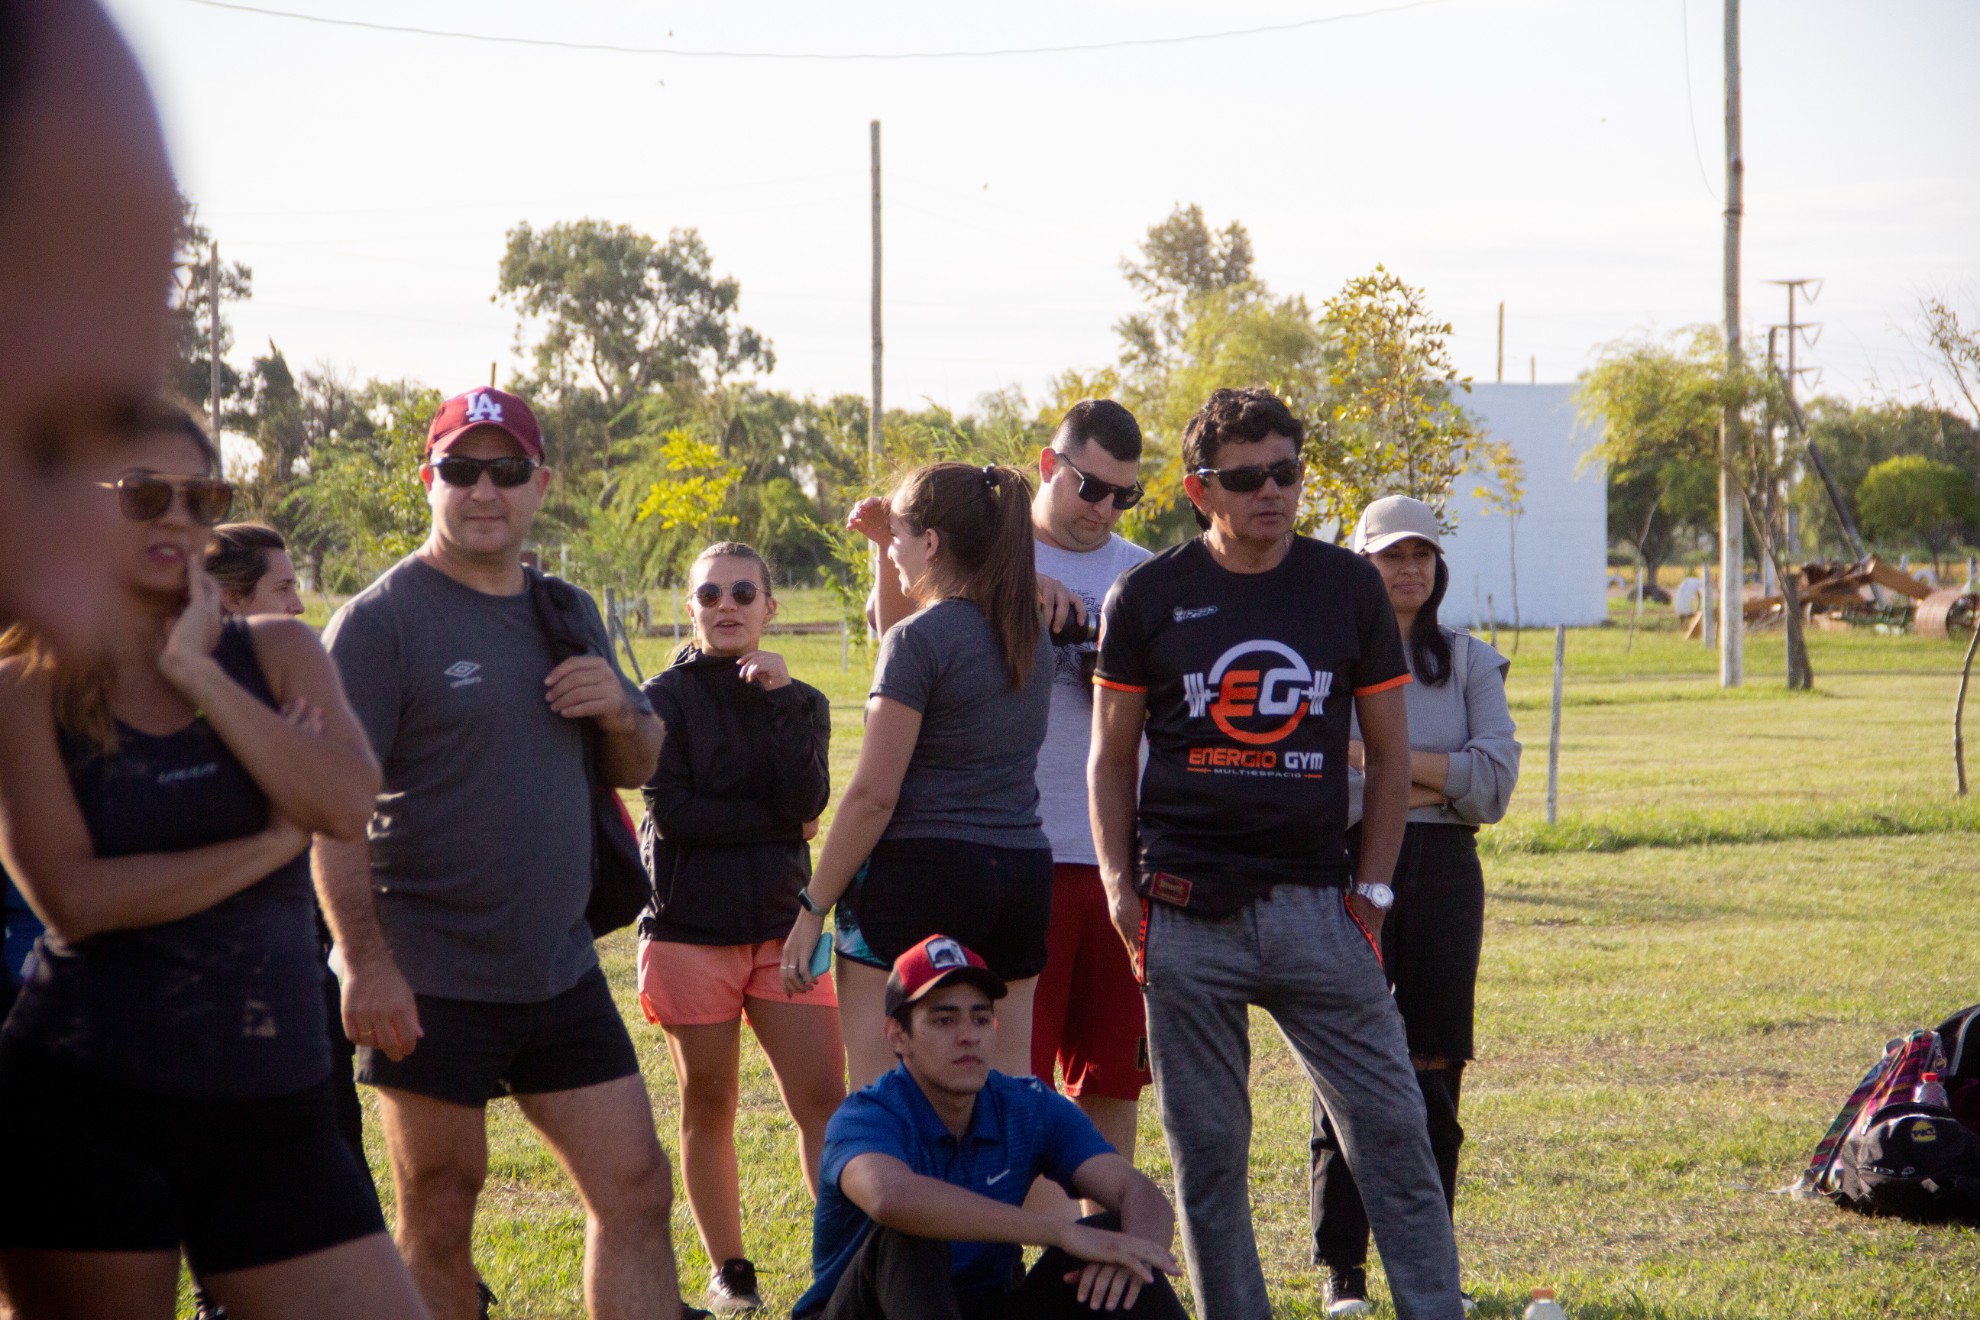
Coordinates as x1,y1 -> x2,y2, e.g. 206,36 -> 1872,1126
795,935 -> 1185,1319
316,385 -> 681,1320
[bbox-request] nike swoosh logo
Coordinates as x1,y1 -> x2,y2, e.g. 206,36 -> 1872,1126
986,1170 -> 1010,1185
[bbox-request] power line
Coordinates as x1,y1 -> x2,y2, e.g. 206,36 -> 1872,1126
1677,0 -> 1722,203
184,0 -> 1460,61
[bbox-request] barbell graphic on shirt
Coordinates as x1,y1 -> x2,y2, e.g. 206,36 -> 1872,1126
1182,640 -> 1336,747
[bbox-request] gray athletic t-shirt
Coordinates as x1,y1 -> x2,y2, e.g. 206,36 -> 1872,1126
324,555 -> 624,1003
1033,535 -> 1151,865
870,597 -> 1051,849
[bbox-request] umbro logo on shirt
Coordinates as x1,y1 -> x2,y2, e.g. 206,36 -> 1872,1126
444,661 -> 483,688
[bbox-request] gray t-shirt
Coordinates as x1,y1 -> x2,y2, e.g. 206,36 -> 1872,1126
324,555 -> 625,1003
870,597 -> 1052,849
1347,628 -> 1522,828
1033,535 -> 1152,865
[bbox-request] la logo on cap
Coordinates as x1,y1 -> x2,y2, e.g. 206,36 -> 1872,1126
925,938 -> 967,971
465,391 -> 505,424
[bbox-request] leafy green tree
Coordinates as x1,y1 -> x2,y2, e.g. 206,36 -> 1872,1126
282,382 -> 439,593
1796,400 -> 1979,556
497,220 -> 773,475
1577,329 -> 1726,589
1115,204 -> 1256,376
1924,298 -> 1980,427
1304,266 -> 1485,537
1856,455 -> 1979,571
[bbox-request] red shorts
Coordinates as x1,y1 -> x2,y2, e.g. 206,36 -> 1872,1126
1030,864 -> 1151,1101
636,938 -> 837,1027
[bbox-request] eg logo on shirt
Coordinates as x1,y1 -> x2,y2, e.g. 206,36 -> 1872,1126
1181,640 -> 1335,751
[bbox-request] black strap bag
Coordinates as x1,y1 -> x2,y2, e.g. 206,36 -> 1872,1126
1835,1101 -> 1980,1222
526,570 -> 653,939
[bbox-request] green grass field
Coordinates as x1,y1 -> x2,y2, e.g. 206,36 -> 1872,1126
293,591 -> 1980,1318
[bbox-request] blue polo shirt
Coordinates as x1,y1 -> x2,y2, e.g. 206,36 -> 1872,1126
794,1064 -> 1114,1316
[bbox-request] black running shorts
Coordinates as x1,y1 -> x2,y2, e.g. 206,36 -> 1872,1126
356,965 -> 639,1107
836,838 -> 1054,981
0,1037 -> 385,1274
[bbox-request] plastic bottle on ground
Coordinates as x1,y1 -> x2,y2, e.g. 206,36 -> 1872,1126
1524,1287 -> 1568,1320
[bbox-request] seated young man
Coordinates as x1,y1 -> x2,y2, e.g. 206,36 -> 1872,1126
795,935 -> 1185,1320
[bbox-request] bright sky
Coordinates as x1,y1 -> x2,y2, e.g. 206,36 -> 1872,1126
107,0 -> 1980,424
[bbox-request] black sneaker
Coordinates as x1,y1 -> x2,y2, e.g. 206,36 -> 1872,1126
191,1291 -> 228,1320
477,1280 -> 499,1319
708,1258 -> 763,1315
1324,1264 -> 1372,1317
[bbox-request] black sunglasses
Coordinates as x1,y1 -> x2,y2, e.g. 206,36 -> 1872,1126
1053,451 -> 1144,511
694,580 -> 762,607
94,473 -> 235,526
1193,458 -> 1305,494
426,455 -> 540,488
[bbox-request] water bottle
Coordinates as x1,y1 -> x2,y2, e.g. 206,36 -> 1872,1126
1524,1288 -> 1568,1320
1915,1071 -> 1951,1108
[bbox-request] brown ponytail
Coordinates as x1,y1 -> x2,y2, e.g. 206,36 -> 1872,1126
894,461 -> 1039,689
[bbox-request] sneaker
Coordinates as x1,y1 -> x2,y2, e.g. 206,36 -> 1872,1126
190,1292 -> 228,1320
1460,1290 -> 1478,1314
708,1258 -> 763,1315
1323,1264 -> 1372,1317
477,1281 -> 499,1319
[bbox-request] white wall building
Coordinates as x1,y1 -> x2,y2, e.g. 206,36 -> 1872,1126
1437,382 -> 1608,629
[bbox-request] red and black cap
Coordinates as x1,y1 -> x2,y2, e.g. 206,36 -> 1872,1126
884,935 -> 1007,1019
427,387 -> 544,461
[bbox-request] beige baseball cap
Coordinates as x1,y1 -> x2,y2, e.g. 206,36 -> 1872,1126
1349,495 -> 1442,555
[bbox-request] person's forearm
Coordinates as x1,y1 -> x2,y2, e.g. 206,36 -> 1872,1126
805,782 -> 897,907
861,1170 -> 1072,1250
311,836 -> 396,968
1357,739 -> 1409,889
1115,1176 -> 1176,1250
1089,751 -> 1140,901
162,653 -> 378,839
1409,749 -> 1449,793
597,708 -> 664,789
23,830 -> 304,942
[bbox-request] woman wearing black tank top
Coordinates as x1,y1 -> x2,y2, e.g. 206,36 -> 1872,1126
0,408 -> 428,1320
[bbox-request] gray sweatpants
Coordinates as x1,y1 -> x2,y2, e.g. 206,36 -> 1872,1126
1141,883 -> 1462,1320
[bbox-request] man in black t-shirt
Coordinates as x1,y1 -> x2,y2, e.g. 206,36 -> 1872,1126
1090,389 -> 1462,1320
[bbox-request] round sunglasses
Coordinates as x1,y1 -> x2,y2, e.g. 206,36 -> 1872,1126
94,473 -> 235,526
693,580 -> 763,607
425,455 -> 540,488
1192,458 -> 1305,494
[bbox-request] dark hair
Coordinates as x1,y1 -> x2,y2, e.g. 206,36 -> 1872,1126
894,462 -> 1039,689
1407,552 -> 1454,687
1055,399 -> 1142,463
160,398 -> 221,474
205,522 -> 287,602
1181,388 -> 1305,530
691,540 -> 773,595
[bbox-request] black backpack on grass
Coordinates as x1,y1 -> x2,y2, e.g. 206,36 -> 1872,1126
1833,1100 -> 1980,1222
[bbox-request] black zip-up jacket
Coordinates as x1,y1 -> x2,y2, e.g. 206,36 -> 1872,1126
637,648 -> 832,946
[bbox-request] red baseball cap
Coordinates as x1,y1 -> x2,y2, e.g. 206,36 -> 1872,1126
885,935 -> 1007,1019
427,388 -> 544,461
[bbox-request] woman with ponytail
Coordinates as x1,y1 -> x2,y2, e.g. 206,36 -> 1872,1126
782,462 -> 1053,1088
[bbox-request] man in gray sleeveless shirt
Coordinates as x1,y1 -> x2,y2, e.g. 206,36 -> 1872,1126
318,389 -> 687,1320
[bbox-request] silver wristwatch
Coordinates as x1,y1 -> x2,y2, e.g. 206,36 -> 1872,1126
1351,881 -> 1395,911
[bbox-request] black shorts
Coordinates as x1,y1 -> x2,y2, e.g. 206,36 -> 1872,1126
0,1037 -> 384,1274
836,838 -> 1053,981
358,965 -> 639,1108
1354,822 -> 1486,1061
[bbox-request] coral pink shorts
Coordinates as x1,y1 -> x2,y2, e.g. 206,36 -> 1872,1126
636,937 -> 838,1027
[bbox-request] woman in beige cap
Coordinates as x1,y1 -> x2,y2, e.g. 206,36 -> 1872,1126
1310,494 -> 1522,1318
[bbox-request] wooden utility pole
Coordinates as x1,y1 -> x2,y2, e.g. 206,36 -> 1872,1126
869,120 -> 884,606
869,120 -> 883,475
208,243 -> 221,442
1718,0 -> 1745,688
1496,302 -> 1505,383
